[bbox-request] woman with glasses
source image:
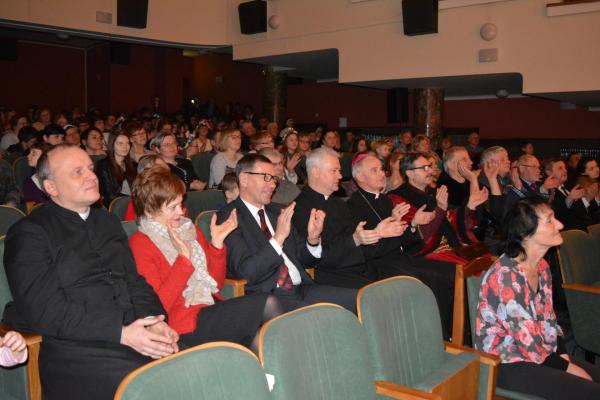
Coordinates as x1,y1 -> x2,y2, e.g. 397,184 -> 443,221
125,121 -> 152,164
155,132 -> 206,191
130,166 -> 282,350
209,129 -> 243,187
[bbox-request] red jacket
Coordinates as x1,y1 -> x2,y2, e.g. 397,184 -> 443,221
129,227 -> 226,335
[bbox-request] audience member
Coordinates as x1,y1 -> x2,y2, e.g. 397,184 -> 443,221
96,132 -> 136,207
384,150 -> 405,193
81,127 -> 107,157
3,144 -> 179,399
466,131 -> 484,163
1,115 -> 28,150
209,129 -> 243,187
0,158 -> 20,207
240,120 -> 256,152
543,158 -> 585,229
259,148 -> 300,206
373,139 -> 393,167
475,197 -> 600,399
410,134 -> 432,154
219,172 -> 239,204
5,125 -> 38,155
321,130 -> 340,152
352,136 -> 369,153
41,123 -> 65,146
520,140 -> 535,156
186,120 -> 213,158
505,154 -> 557,213
125,121 -> 152,163
280,130 -> 302,184
297,132 -> 312,156
341,131 -> 355,152
22,142 -> 52,205
216,154 -> 358,313
130,167 -> 279,349
567,175 -> 600,230
398,130 -> 413,153
63,124 -> 81,146
155,132 -> 206,191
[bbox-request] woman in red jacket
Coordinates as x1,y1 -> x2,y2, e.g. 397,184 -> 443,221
129,166 -> 276,349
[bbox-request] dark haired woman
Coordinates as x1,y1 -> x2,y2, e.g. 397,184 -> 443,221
95,132 -> 136,207
475,197 -> 600,399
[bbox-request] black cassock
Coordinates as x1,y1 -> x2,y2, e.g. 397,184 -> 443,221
3,201 -> 164,400
294,186 -> 455,339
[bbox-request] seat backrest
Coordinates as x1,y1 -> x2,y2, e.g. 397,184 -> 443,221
357,277 -> 445,387
195,210 -> 215,242
115,342 -> 271,400
109,196 -> 131,220
558,230 -> 600,284
0,206 -> 26,237
121,221 -> 138,238
259,304 -> 378,400
191,152 -> 216,183
589,224 -> 600,245
0,238 -> 13,310
12,156 -> 33,190
184,190 -> 225,222
340,152 -> 354,180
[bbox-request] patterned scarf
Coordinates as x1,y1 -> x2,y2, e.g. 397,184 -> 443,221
138,216 -> 217,307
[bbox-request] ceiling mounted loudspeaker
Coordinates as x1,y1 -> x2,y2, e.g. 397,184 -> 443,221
480,23 -> 498,41
238,1 -> 267,34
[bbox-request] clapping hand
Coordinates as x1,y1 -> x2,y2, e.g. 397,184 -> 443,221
168,225 -> 191,259
375,217 -> 407,238
436,185 -> 449,210
567,185 -> 585,202
286,153 -> 302,173
412,204 -> 435,226
211,209 -> 238,249
274,202 -> 296,246
391,202 -> 411,222
307,208 -> 326,245
353,221 -> 381,246
467,187 -> 489,210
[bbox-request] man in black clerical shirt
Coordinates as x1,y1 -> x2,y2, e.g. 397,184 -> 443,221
3,144 -> 179,400
294,149 -> 456,338
216,154 -> 357,313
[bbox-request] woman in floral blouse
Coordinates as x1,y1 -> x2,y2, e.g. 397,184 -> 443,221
475,197 -> 600,399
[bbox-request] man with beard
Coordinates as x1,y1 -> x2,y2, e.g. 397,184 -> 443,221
294,149 -> 455,338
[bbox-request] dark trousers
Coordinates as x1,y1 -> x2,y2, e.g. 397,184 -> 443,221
253,283 -> 358,315
498,354 -> 600,400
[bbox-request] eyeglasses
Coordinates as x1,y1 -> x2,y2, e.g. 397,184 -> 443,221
521,164 -> 541,169
406,164 -> 432,171
244,171 -> 280,183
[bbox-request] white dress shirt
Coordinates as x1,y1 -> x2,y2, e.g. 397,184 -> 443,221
240,198 -> 321,285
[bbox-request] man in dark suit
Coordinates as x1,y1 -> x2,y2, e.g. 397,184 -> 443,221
543,158 -> 585,229
3,144 -> 179,400
504,155 -> 556,214
216,154 -> 357,313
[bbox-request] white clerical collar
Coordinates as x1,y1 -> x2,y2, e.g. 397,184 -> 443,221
363,189 -> 380,199
78,208 -> 91,220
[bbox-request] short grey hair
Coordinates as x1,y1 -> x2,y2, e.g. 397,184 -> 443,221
306,147 -> 339,176
442,146 -> 467,171
151,132 -> 176,150
351,154 -> 378,179
479,146 -> 506,166
258,148 -> 282,161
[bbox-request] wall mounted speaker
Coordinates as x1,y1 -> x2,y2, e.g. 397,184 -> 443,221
117,0 -> 148,29
238,1 -> 267,35
402,0 -> 438,36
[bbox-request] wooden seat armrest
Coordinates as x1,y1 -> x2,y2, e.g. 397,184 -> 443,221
223,278 -> 247,297
444,341 -> 501,366
0,322 -> 42,345
375,380 -> 441,400
562,283 -> 600,294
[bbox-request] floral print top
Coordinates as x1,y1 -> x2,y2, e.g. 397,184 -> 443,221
474,254 -> 562,364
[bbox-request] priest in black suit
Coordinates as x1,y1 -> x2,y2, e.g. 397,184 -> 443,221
293,149 -> 455,338
216,154 -> 357,313
3,145 -> 179,400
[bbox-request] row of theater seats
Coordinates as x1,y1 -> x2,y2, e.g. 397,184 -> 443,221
2,194 -> 599,399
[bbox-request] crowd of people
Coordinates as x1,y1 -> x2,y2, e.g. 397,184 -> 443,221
1,103 -> 599,399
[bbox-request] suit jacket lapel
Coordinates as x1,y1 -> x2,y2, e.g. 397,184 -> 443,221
235,198 -> 270,248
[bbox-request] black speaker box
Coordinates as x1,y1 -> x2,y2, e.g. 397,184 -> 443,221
110,42 -> 131,65
387,88 -> 409,124
402,0 -> 438,36
238,1 -> 267,35
0,38 -> 18,61
117,0 -> 148,29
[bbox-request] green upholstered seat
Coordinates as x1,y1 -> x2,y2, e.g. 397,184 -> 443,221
0,206 -> 25,237
191,152 -> 215,183
587,223 -> 600,248
184,190 -> 225,222
121,221 -> 138,238
11,157 -> 33,192
108,196 -> 131,220
557,229 -> 600,357
194,210 -> 215,242
115,342 -> 271,400
358,276 -> 480,400
259,304 -> 410,400
0,238 -> 43,400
